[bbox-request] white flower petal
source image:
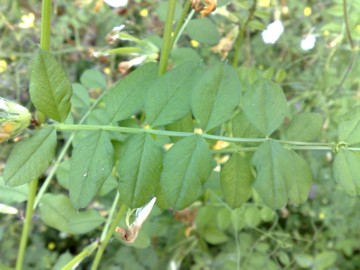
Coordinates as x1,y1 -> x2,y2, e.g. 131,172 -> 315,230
262,20 -> 284,44
301,34 -> 316,51
133,197 -> 156,227
104,0 -> 128,8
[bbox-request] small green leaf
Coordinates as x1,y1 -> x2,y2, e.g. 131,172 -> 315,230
145,61 -> 203,127
71,83 -> 90,109
80,69 -> 107,89
104,63 -> 158,122
333,149 -> 360,196
220,153 -> 253,208
314,252 -> 337,270
244,206 -> 261,227
4,127 -> 56,186
243,79 -> 287,136
0,177 -> 28,203
294,254 -> 314,268
285,112 -> 322,141
29,50 -> 72,122
232,111 -> 263,139
192,63 -> 241,131
160,135 -> 214,209
39,194 -> 104,234
69,131 -> 114,209
185,18 -> 221,45
118,133 -> 163,208
338,106 -> 360,145
252,141 -> 312,209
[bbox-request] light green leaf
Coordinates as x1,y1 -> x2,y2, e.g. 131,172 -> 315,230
243,79 -> 287,136
118,133 -> 163,208
29,50 -> 72,122
71,83 -> 90,109
104,63 -> 158,122
80,69 -> 107,89
338,106 -> 360,145
4,127 -> 56,186
232,111 -> 263,139
69,130 -> 114,209
185,18 -> 221,45
313,252 -> 337,270
252,141 -> 312,209
244,206 -> 261,227
333,149 -> 360,196
39,194 -> 104,234
0,177 -> 28,203
294,254 -> 314,268
285,112 -> 322,141
145,61 -> 203,127
192,63 -> 241,131
220,153 -> 253,208
160,135 -> 214,209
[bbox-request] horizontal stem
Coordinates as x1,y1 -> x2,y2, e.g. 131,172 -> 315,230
53,123 -> 343,151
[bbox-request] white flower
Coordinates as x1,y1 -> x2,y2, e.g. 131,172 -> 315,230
262,20 -> 284,44
104,0 -> 128,8
0,203 -> 18,215
301,34 -> 316,51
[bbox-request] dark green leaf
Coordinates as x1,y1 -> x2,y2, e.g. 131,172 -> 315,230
118,133 -> 163,208
39,194 -> 104,234
243,79 -> 287,136
4,127 -> 56,186
80,69 -> 107,89
338,106 -> 360,145
232,111 -> 263,139
69,130 -> 114,209
192,63 -> 241,131
285,112 -> 322,141
160,135 -> 214,209
252,141 -> 312,209
220,153 -> 253,208
333,149 -> 360,196
29,50 -> 72,122
185,18 -> 221,45
104,63 -> 158,122
145,61 -> 203,127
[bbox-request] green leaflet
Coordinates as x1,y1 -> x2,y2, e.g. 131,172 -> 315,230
80,69 -> 107,89
145,61 -> 203,127
220,153 -> 253,208
160,135 -> 214,210
0,176 -> 28,203
338,106 -> 360,145
4,127 -> 56,186
103,62 -> 158,122
69,130 -> 114,209
285,112 -> 323,141
118,133 -> 163,208
185,18 -> 221,45
232,111 -> 263,139
39,194 -> 104,234
192,63 -> 241,132
252,141 -> 312,209
29,50 -> 72,123
333,149 -> 360,196
243,79 -> 287,136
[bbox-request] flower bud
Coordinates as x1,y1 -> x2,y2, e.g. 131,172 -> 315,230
0,97 -> 31,143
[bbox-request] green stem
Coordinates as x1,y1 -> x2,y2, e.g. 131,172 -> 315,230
158,0 -> 177,75
170,0 -> 192,49
232,0 -> 258,67
91,204 -> 127,270
54,123 -> 341,151
15,179 -> 38,270
40,0 -> 51,51
62,242 -> 98,270
342,0 -> 354,49
100,192 -> 120,242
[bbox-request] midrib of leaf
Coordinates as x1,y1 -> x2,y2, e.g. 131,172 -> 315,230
40,55 -> 62,120
130,136 -> 147,204
203,72 -> 223,130
7,130 -> 54,181
174,138 -> 199,208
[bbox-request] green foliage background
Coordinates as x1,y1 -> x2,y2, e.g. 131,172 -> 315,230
0,0 -> 359,269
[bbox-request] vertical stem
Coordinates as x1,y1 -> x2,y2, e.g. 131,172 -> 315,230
342,0 -> 354,49
232,0 -> 257,67
40,0 -> 52,51
158,0 -> 177,75
91,203 -> 127,270
15,179 -> 38,270
170,0 -> 192,49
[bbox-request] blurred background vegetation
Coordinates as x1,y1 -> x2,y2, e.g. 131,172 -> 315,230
0,0 -> 359,269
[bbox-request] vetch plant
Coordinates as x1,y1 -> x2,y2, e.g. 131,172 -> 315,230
0,0 -> 359,269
